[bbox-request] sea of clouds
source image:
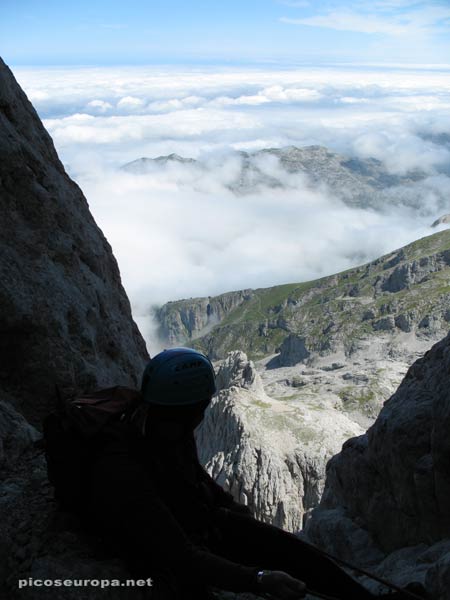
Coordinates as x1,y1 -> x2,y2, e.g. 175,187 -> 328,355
13,64 -> 450,350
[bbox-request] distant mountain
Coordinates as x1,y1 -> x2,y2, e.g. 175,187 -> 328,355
121,152 -> 196,173
121,145 -> 437,210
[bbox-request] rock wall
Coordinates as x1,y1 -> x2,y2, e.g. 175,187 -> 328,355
156,289 -> 253,345
0,58 -> 148,425
0,56 -> 151,597
305,331 -> 450,598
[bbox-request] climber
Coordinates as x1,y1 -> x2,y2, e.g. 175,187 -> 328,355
85,347 -> 416,600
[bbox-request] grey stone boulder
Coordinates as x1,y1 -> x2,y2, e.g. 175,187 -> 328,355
268,334 -> 310,368
215,351 -> 264,394
394,313 -> 414,332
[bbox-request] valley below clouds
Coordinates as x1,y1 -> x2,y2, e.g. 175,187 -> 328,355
13,64 -> 450,350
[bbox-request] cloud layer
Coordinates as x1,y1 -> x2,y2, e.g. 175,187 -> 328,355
13,65 -> 450,352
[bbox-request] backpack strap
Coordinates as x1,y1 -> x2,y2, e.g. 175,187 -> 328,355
65,386 -> 142,437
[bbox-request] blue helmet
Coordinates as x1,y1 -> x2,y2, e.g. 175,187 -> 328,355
141,347 -> 216,406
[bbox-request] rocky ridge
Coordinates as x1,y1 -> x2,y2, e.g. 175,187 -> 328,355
196,351 -> 363,532
122,145 -> 445,211
158,230 -> 450,367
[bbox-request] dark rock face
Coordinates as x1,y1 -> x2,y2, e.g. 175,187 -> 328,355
373,316 -> 395,331
395,313 -> 413,332
0,57 -> 152,599
325,331 -> 450,548
0,58 -> 148,425
306,331 -> 450,597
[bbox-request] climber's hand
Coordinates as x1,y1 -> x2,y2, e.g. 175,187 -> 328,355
257,570 -> 306,599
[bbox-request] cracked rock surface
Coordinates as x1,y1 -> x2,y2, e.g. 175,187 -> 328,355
0,57 -> 148,426
305,331 -> 450,599
196,351 -> 363,532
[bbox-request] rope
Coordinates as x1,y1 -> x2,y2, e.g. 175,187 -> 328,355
312,546 -> 424,600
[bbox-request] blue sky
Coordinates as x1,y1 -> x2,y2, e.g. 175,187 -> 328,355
2,0 -> 450,66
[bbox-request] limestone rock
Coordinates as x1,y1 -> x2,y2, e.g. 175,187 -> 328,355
122,153 -> 196,173
0,58 -> 148,425
156,290 -> 253,347
215,351 -> 264,394
372,316 -> 395,331
305,331 -> 450,597
196,351 -> 362,532
380,252 -> 450,293
0,57 -> 150,598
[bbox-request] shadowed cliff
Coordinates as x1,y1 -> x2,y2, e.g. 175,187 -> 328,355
0,57 -> 149,426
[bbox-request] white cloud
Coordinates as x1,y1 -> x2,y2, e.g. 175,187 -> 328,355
213,94 -> 271,106
13,65 -> 450,347
79,164 -> 436,320
147,95 -> 204,112
280,3 -> 450,37
87,99 -> 113,113
117,96 -> 145,110
339,96 -> 371,104
352,130 -> 450,175
45,108 -> 260,149
27,89 -> 50,102
262,85 -> 322,102
280,13 -> 410,35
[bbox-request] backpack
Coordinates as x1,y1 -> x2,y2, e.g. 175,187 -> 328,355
43,386 -> 142,514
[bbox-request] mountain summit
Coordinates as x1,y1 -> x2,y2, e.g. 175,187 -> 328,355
121,144 -> 436,211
